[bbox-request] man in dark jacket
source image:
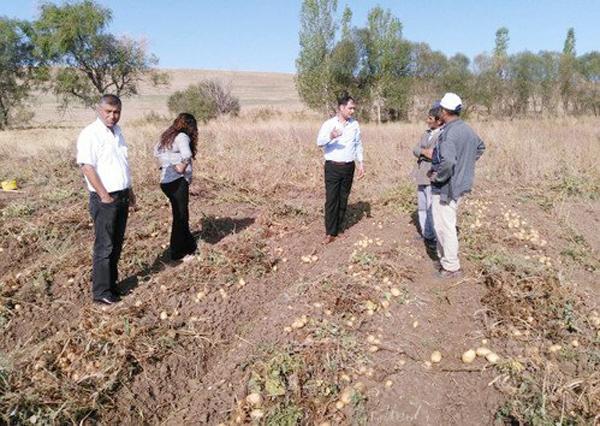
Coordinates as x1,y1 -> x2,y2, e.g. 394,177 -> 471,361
428,92 -> 485,278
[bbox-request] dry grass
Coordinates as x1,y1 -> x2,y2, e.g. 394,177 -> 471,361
3,115 -> 599,203
459,194 -> 600,424
1,108 -> 600,424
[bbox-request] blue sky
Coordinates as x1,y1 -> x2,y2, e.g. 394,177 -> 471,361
2,0 -> 599,73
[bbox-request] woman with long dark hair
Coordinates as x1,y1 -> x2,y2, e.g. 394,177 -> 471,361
154,113 -> 198,261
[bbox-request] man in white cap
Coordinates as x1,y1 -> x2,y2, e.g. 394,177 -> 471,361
428,92 -> 485,278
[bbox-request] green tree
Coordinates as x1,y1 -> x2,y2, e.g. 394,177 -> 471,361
410,42 -> 447,81
329,5 -> 365,108
576,51 -> 600,116
471,28 -> 510,116
559,27 -> 577,113
0,18 -> 44,129
33,0 -> 162,108
296,0 -> 338,113
493,27 -> 510,113
508,51 -> 543,115
493,27 -> 510,68
340,5 -> 352,41
472,53 -> 495,114
330,37 -> 359,103
441,54 -> 474,114
357,6 -> 411,122
167,81 -> 240,123
410,42 -> 448,103
538,51 -> 560,113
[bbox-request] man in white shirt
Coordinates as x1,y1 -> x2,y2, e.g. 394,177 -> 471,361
76,94 -> 137,305
316,93 -> 365,244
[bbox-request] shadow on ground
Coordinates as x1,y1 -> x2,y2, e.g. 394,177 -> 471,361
117,216 -> 255,295
199,216 -> 256,244
118,246 -> 172,295
344,201 -> 372,231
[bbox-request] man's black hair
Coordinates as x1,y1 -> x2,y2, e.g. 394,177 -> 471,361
337,92 -> 355,107
428,106 -> 442,120
99,94 -> 122,107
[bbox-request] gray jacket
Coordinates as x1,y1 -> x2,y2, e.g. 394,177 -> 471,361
430,119 -> 485,202
412,128 -> 441,186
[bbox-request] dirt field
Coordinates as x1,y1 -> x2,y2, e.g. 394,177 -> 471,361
1,76 -> 599,425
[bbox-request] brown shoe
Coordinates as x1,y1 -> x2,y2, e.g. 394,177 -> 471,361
322,235 -> 336,245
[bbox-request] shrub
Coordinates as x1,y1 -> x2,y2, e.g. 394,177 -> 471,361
167,80 -> 240,123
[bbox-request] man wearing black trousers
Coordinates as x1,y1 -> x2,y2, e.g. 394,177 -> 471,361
317,94 -> 365,244
77,94 -> 137,305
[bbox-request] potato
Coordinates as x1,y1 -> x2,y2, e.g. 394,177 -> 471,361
476,347 -> 491,357
548,344 -> 562,353
430,351 -> 442,363
353,381 -> 366,392
462,349 -> 476,363
340,388 -> 353,404
250,409 -> 264,420
246,393 -> 262,407
485,352 -> 500,364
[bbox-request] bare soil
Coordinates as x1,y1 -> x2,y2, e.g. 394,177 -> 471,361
1,176 -> 598,425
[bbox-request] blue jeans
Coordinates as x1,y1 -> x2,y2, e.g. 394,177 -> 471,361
417,185 -> 435,241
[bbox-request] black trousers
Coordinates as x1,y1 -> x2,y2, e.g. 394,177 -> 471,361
160,177 -> 197,260
324,161 -> 355,236
89,189 -> 129,299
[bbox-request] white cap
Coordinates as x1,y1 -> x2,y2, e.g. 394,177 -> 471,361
440,92 -> 462,112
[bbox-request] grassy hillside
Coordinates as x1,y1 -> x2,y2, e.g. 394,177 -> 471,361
23,69 -> 302,127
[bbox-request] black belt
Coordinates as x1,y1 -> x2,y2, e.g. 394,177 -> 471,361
108,188 -> 130,197
326,160 -> 354,166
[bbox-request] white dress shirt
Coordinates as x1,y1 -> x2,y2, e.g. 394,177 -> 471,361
316,116 -> 364,163
76,118 -> 132,193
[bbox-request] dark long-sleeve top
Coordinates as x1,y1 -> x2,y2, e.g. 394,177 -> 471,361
412,127 -> 441,186
430,119 -> 485,202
